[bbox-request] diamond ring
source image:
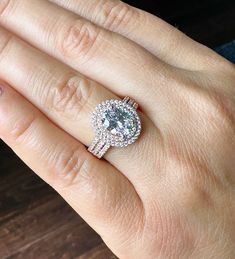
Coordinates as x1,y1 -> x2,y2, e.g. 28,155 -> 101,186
88,97 -> 141,158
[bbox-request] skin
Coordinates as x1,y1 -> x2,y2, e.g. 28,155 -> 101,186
0,0 -> 234,258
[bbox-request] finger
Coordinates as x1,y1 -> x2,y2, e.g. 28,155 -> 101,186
0,26 -> 160,195
0,0 -> 182,124
0,82 -> 144,252
49,0 -> 226,71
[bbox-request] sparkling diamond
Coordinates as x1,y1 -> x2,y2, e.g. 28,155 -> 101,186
92,99 -> 141,148
101,106 -> 136,139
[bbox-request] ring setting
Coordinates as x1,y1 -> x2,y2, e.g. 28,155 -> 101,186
88,97 -> 141,158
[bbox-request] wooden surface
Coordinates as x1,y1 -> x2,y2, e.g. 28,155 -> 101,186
0,0 -> 235,258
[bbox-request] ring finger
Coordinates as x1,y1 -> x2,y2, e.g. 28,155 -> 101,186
0,27 -> 161,195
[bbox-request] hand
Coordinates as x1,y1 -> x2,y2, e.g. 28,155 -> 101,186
0,1 -> 234,258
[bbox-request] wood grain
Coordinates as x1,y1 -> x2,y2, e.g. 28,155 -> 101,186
0,0 -> 234,258
0,140 -> 115,259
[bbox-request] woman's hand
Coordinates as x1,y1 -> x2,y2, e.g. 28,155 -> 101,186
0,0 -> 234,258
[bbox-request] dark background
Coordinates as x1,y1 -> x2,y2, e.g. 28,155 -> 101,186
0,1 -> 234,258
128,0 -> 235,47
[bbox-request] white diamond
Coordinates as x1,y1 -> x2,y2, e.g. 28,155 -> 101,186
92,99 -> 141,148
101,106 -> 136,139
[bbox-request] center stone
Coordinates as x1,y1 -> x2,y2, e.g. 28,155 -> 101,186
102,106 -> 135,138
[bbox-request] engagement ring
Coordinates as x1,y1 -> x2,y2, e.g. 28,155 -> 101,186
88,97 -> 141,158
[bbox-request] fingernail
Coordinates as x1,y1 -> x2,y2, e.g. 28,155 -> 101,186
0,86 -> 4,97
0,82 -> 7,97
0,86 -> 3,97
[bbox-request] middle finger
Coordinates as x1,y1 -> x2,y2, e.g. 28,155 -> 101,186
0,0 -> 180,125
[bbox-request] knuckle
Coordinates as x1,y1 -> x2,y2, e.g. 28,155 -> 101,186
0,0 -> 12,16
0,35 -> 13,60
177,182 -> 214,211
44,75 -> 92,118
9,116 -> 36,143
52,146 -> 92,189
57,20 -> 101,60
101,1 -> 136,31
175,78 -> 235,137
164,140 -> 222,207
199,91 -> 235,133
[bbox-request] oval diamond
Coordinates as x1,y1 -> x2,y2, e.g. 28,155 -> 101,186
92,99 -> 141,147
101,106 -> 136,139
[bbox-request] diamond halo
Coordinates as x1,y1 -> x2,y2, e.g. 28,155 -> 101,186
88,97 -> 141,158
